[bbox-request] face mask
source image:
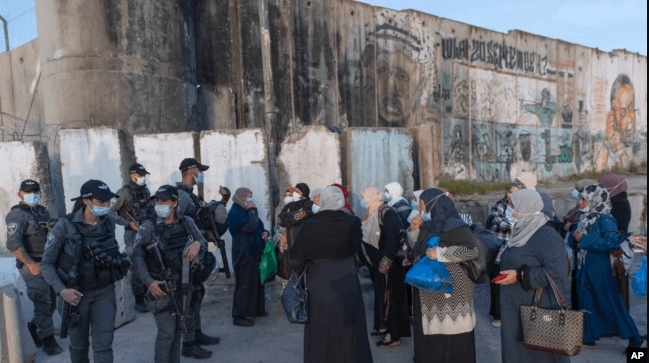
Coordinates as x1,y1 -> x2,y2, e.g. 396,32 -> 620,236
194,172 -> 205,185
421,212 -> 431,222
505,206 -> 518,224
136,177 -> 146,186
312,204 -> 320,214
360,200 -> 368,209
580,206 -> 590,213
406,209 -> 420,223
247,197 -> 254,203
385,192 -> 391,201
292,192 -> 301,202
572,189 -> 580,200
411,200 -> 419,209
89,205 -> 110,217
284,196 -> 294,205
23,193 -> 41,207
155,204 -> 172,218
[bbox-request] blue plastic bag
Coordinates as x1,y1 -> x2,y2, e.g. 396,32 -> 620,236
632,256 -> 647,296
404,236 -> 453,294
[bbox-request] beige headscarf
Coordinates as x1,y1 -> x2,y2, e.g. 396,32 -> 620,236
516,172 -> 538,190
361,186 -> 384,249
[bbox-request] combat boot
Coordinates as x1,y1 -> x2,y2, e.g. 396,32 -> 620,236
42,335 -> 63,356
194,330 -> 221,346
181,343 -> 212,359
27,321 -> 43,347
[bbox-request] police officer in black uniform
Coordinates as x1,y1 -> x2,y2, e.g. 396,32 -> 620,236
175,158 -> 229,352
110,163 -> 154,312
41,180 -> 131,363
5,179 -> 62,355
133,185 -> 211,361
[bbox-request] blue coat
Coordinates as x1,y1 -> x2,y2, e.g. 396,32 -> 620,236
569,214 -> 641,342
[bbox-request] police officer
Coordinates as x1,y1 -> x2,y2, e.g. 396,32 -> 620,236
110,163 -> 154,312
175,158 -> 228,350
5,179 -> 62,355
132,185 -> 211,361
41,180 -> 131,363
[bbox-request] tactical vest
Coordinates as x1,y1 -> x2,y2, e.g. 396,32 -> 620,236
119,184 -> 151,225
12,204 -> 51,260
57,214 -> 121,291
146,218 -> 193,283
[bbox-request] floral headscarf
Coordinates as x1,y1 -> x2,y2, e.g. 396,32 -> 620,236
232,188 -> 253,209
577,184 -> 612,233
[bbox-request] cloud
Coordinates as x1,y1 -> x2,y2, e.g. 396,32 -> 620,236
552,0 -> 647,25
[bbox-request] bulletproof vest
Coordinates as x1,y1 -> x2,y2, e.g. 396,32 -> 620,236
177,183 -> 206,230
57,214 -> 120,291
12,204 -> 51,260
146,218 -> 192,282
119,184 -> 151,224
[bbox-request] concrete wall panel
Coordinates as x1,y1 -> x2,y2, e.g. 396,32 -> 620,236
345,128 -> 414,215
199,129 -> 271,275
133,132 -> 198,193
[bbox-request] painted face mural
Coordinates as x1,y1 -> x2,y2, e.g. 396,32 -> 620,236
519,131 -> 532,162
608,75 -> 636,147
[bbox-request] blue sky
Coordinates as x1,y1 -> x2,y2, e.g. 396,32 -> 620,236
0,0 -> 646,55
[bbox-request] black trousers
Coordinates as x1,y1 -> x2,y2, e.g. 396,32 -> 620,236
232,253 -> 265,319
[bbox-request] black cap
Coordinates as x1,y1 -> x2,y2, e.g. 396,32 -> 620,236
179,158 -> 209,172
129,163 -> 150,176
20,179 -> 41,192
151,185 -> 178,201
71,180 -> 119,202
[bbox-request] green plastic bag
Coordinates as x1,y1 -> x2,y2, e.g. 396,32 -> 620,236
259,240 -> 278,284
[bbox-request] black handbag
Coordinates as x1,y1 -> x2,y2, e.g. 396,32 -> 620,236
281,269 -> 309,324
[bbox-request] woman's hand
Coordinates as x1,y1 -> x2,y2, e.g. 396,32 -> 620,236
279,235 -> 288,252
426,247 -> 437,260
410,215 -> 424,230
572,231 -> 584,243
495,270 -> 518,286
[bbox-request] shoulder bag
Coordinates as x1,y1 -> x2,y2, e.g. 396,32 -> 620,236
281,269 -> 309,324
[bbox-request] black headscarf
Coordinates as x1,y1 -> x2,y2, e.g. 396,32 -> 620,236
295,183 -> 311,200
413,188 -> 467,257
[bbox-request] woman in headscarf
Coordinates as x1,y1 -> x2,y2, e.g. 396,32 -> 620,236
495,189 -> 569,363
385,182 -> 412,226
228,188 -> 266,327
331,183 -> 355,215
277,183 -> 315,277
599,174 -> 632,309
289,186 -> 372,363
360,186 -> 410,348
569,185 -> 645,352
514,172 -> 556,221
408,188 -> 479,363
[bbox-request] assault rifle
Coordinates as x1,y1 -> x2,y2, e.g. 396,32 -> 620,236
58,239 -> 84,339
148,241 -> 188,332
197,205 -> 231,278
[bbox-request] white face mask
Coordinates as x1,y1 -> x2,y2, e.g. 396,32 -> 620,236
406,209 -> 420,223
580,205 -> 590,213
284,196 -> 294,205
247,197 -> 254,203
135,177 -> 146,186
23,193 -> 41,207
292,192 -> 301,202
312,204 -> 320,214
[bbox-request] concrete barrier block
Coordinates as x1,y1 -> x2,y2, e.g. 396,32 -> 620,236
58,128 -> 127,250
133,132 -> 199,193
343,128 -> 415,215
0,284 -> 36,363
414,123 -> 442,189
113,278 -> 135,329
0,141 -> 53,253
199,129 -> 271,276
277,126 -> 342,192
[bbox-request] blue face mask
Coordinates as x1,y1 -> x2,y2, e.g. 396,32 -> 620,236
360,200 -> 368,209
384,192 -> 391,201
194,172 -> 205,185
23,193 -> 41,207
421,212 -> 431,222
572,189 -> 580,200
505,206 -> 518,224
411,201 -> 419,209
247,197 -> 254,203
312,204 -> 320,214
90,205 -> 110,217
155,204 -> 172,218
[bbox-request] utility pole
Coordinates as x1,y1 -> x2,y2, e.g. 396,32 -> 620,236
0,14 -> 9,52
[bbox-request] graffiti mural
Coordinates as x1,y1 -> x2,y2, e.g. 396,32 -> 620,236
443,118 -> 470,179
519,81 -> 558,128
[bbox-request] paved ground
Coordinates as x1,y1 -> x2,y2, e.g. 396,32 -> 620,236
34,255 -> 647,363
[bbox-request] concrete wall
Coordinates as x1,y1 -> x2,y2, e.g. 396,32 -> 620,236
199,129 -> 271,275
0,141 -> 54,253
133,132 -> 198,193
343,128 -> 415,215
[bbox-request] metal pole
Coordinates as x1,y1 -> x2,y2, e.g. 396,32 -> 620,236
0,15 -> 9,52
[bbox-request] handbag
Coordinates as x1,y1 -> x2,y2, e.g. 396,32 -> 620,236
609,231 -> 634,275
281,270 -> 309,324
276,248 -> 291,280
520,267 -> 584,357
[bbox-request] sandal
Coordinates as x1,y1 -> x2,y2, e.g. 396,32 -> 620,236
376,338 -> 401,348
371,330 -> 388,338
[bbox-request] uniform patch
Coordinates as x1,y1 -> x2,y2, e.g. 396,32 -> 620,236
110,198 -> 117,208
7,223 -> 18,236
45,232 -> 55,249
133,233 -> 142,248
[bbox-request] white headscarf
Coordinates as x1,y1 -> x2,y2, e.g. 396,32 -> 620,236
318,186 -> 345,212
515,172 -> 538,190
505,189 -> 548,249
361,186 -> 384,249
406,190 -> 424,223
385,182 -> 406,207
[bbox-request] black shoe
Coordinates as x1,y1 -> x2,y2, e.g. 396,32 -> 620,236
376,338 -> 401,348
42,335 -> 63,356
181,344 -> 212,359
233,318 -> 255,327
257,311 -> 269,317
371,330 -> 388,338
583,341 -> 596,347
27,321 -> 43,348
195,330 -> 221,346
625,335 -> 647,355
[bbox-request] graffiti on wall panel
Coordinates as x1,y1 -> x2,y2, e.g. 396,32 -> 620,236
443,118 -> 470,179
518,80 -> 558,128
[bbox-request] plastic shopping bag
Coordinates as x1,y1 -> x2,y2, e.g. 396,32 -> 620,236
404,236 -> 453,294
260,240 -> 278,284
632,256 -> 647,296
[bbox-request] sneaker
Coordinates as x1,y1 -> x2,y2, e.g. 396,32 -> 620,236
376,338 -> 401,349
491,320 -> 502,328
181,344 -> 212,359
195,330 -> 221,346
583,341 -> 596,348
27,321 -> 43,348
233,318 -> 255,327
42,335 -> 63,356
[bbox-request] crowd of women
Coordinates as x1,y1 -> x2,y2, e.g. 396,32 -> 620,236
232,172 -> 646,363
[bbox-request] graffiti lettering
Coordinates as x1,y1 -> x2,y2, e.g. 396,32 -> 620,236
442,38 -> 469,61
432,84 -> 452,101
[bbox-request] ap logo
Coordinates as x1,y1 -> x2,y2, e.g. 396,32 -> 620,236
627,347 -> 647,362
